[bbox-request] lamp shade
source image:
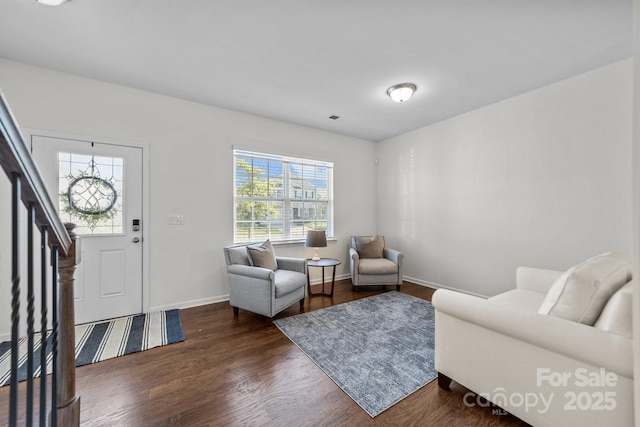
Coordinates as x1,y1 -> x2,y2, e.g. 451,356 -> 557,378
305,230 -> 327,248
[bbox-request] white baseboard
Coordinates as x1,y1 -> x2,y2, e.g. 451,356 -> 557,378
153,274 -> 353,312
149,294 -> 230,312
308,273 -> 350,286
1,276 -> 482,339
403,275 -> 489,299
0,296 -> 232,340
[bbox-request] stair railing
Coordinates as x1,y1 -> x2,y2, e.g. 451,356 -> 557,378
0,90 -> 80,426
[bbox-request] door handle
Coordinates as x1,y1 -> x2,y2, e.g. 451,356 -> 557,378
132,237 -> 141,243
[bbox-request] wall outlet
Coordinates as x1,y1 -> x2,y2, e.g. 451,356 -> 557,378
168,214 -> 184,225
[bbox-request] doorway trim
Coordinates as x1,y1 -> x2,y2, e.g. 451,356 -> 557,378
24,128 -> 151,315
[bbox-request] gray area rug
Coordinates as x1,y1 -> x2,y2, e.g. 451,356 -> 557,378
274,291 -> 436,417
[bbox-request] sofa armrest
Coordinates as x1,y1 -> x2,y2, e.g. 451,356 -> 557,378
276,256 -> 306,274
383,248 -> 403,266
227,264 -> 274,280
516,266 -> 563,294
432,289 -> 633,378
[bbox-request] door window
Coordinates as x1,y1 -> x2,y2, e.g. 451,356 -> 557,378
57,152 -> 124,235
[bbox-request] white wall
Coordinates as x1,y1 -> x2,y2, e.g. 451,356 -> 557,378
635,0 -> 640,265
631,0 -> 640,420
0,55 -> 634,333
377,59 -> 634,297
0,59 -> 377,336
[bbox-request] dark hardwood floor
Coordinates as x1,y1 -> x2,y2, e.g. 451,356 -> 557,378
1,281 -> 530,426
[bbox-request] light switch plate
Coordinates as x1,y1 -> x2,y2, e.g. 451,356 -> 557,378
168,214 -> 184,225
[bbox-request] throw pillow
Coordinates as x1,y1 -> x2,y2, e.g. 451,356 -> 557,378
593,282 -> 633,338
537,252 -> 632,325
247,239 -> 278,271
355,235 -> 384,259
226,246 -> 251,266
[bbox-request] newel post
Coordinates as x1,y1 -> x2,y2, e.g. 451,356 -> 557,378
55,223 -> 81,426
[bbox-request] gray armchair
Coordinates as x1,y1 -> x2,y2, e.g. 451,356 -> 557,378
223,244 -> 307,320
349,236 -> 404,290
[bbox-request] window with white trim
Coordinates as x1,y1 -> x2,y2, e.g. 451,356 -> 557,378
233,149 -> 334,243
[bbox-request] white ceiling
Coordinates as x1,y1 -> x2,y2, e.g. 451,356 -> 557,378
0,0 -> 632,142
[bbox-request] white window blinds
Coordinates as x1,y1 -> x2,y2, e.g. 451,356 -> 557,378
233,149 -> 334,243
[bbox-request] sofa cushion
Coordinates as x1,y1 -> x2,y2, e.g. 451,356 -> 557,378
594,282 -> 633,338
358,258 -> 398,275
227,246 -> 250,266
273,269 -> 305,298
247,239 -> 278,271
355,235 -> 384,259
538,252 -> 632,325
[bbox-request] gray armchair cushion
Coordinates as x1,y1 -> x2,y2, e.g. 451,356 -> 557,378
247,239 -> 278,271
227,246 -> 251,266
358,258 -> 399,275
354,235 -> 384,259
274,270 -> 307,297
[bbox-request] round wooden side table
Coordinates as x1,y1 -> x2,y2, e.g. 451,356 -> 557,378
306,258 -> 341,297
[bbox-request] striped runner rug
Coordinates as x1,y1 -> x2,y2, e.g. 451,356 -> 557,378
0,309 -> 185,386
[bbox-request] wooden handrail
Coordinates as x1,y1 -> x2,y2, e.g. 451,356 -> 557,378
0,90 -> 71,256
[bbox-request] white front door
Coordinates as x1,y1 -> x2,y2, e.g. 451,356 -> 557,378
31,135 -> 144,324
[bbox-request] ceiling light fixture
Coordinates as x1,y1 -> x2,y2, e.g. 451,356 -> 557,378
387,83 -> 417,103
35,0 -> 70,6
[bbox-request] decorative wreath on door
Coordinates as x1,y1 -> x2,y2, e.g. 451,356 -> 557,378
59,157 -> 118,227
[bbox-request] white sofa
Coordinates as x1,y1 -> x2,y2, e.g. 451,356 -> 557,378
432,254 -> 634,427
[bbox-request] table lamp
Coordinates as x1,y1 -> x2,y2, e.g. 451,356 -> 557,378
305,229 -> 327,261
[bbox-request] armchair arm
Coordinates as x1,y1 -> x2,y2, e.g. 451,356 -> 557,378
516,266 -> 563,294
349,247 -> 359,262
383,248 -> 403,266
276,256 -> 306,274
227,264 -> 274,280
349,248 -> 360,286
432,289 -> 633,378
226,264 -> 275,317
